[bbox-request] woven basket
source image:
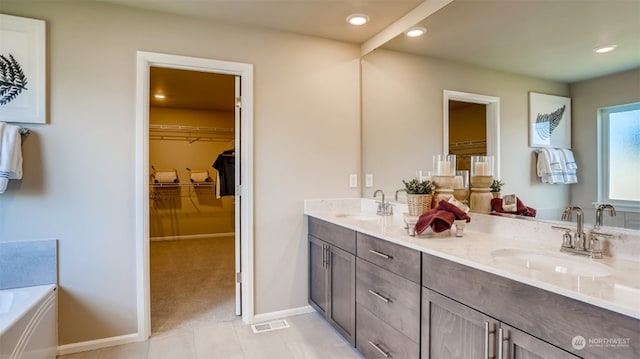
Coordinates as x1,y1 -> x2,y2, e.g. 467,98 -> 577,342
407,194 -> 433,216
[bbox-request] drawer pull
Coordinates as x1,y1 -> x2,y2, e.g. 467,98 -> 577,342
368,341 -> 391,358
368,289 -> 391,303
369,249 -> 393,259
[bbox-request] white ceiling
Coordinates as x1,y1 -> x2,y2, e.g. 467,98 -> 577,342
383,0 -> 640,83
100,0 -> 425,44
102,0 -> 639,110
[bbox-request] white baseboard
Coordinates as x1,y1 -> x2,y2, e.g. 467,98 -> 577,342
252,305 -> 315,324
57,332 -> 145,356
150,232 -> 235,241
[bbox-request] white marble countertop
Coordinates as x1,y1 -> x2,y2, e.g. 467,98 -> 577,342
304,198 -> 640,320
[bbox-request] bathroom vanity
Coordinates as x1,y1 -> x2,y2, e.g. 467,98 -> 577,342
305,199 -> 639,359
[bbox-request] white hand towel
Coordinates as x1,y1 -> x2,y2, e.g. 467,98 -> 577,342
537,148 -> 565,184
559,148 -> 578,184
0,122 -> 24,194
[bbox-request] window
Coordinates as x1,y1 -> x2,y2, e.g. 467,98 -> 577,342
599,103 -> 640,211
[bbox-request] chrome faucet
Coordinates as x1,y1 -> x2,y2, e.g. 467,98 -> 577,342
561,206 -> 586,251
373,189 -> 393,216
595,203 -> 616,229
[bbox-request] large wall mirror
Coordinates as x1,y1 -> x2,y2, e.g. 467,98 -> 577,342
361,0 -> 640,229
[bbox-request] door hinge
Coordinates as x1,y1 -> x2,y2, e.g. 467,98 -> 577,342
235,96 -> 242,109
236,272 -> 242,283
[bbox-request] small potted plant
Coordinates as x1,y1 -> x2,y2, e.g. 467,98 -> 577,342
402,178 -> 436,216
490,179 -> 505,198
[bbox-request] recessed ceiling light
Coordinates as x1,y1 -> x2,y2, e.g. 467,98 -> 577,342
594,45 -> 617,54
346,14 -> 369,26
405,27 -> 427,38
154,94 -> 166,99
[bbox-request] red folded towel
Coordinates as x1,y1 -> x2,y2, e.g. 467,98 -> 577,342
491,197 -> 537,217
415,200 -> 471,234
436,200 -> 471,223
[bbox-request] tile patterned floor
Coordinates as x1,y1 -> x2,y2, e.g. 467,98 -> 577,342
57,237 -> 362,359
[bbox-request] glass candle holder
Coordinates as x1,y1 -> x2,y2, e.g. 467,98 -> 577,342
454,170 -> 469,189
470,156 -> 494,177
433,154 -> 456,176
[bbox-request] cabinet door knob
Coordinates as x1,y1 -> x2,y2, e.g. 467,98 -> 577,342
369,249 -> 393,259
368,341 -> 390,358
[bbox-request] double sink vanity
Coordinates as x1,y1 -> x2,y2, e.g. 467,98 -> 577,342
305,198 -> 639,359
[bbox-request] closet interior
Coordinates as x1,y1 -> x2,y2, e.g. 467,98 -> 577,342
148,66 -> 238,333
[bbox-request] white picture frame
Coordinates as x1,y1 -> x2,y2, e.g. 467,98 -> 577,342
0,14 -> 46,124
529,92 -> 571,148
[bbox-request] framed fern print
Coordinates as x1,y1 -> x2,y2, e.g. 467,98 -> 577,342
529,92 -> 571,148
0,14 -> 46,124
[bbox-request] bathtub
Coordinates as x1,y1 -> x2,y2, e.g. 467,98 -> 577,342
0,285 -> 57,359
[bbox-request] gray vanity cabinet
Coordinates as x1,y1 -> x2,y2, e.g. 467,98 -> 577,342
355,233 -> 421,359
422,289 -> 580,359
422,288 -> 497,358
308,218 -> 356,345
422,252 -> 639,359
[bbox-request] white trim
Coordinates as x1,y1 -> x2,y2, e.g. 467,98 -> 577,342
252,305 -> 315,323
597,102 -> 640,213
443,90 -> 501,179
361,0 -> 454,56
136,51 -> 255,341
150,232 -> 235,241
57,333 -> 142,356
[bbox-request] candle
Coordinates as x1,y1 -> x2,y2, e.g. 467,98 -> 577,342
437,161 -> 451,175
454,176 -> 464,189
474,162 -> 489,176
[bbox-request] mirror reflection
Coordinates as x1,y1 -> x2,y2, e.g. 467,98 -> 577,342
361,0 -> 640,229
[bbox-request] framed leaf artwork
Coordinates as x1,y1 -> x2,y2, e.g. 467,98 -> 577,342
528,92 -> 571,148
0,14 -> 46,124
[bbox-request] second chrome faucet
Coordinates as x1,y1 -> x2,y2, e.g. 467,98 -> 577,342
373,189 -> 393,216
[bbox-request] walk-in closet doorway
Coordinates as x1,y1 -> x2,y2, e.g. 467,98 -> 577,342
135,52 -> 254,340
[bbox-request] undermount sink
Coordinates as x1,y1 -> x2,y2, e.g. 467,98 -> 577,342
490,248 -> 613,278
335,213 -> 379,221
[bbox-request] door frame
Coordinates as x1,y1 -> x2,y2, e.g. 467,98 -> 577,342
443,90 -> 501,179
135,51 -> 255,339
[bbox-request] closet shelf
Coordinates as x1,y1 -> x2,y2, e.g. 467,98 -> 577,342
149,124 -> 234,143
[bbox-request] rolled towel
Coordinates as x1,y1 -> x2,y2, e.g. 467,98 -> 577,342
153,169 -> 178,183
190,169 -> 210,183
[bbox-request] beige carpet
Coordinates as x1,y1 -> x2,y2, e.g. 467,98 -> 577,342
150,236 -> 237,335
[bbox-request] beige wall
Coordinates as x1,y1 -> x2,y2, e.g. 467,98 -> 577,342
569,68 -> 640,227
149,107 -> 235,238
0,1 -> 360,345
362,49 -> 569,216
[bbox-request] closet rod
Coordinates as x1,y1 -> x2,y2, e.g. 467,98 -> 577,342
149,124 -> 233,134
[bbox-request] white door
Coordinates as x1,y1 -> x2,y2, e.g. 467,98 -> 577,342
234,75 -> 242,316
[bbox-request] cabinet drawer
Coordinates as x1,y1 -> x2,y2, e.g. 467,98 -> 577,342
356,305 -> 419,359
357,232 -> 420,283
356,258 -> 420,342
308,217 -> 356,254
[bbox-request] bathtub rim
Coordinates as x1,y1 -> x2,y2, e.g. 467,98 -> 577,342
0,284 -> 57,337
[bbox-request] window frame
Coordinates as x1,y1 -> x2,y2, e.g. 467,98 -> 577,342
597,102 -> 640,212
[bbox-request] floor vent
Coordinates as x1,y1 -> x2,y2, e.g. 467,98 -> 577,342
251,319 -> 290,334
